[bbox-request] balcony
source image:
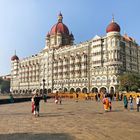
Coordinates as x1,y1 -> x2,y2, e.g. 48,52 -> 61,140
58,62 -> 62,66
75,66 -> 80,71
63,61 -> 68,65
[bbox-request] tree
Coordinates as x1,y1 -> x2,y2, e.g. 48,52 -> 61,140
118,73 -> 140,92
0,78 -> 10,93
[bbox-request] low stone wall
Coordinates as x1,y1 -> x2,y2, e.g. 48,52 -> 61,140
0,95 -> 52,105
0,97 -> 32,105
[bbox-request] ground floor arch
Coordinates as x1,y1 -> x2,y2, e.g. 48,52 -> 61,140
99,87 -> 108,94
76,88 -> 81,93
91,87 -> 98,93
70,88 -> 75,93
109,86 -> 115,94
82,87 -> 88,93
64,88 -> 68,92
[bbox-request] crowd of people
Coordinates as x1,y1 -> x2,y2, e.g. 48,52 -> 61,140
30,91 -> 140,117
123,95 -> 140,112
95,92 -> 140,112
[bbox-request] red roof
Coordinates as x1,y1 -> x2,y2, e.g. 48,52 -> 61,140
106,22 -> 120,33
50,13 -> 69,35
11,55 -> 19,61
50,22 -> 69,35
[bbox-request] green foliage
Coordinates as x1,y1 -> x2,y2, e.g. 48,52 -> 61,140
118,73 -> 140,92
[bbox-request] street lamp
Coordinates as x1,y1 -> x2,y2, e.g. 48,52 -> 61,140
42,79 -> 45,97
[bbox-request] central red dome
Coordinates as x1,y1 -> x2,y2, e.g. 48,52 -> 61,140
50,22 -> 69,35
106,21 -> 120,33
50,13 -> 69,35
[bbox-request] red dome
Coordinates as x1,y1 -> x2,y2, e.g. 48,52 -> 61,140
106,22 -> 120,33
11,55 -> 19,61
50,22 -> 69,35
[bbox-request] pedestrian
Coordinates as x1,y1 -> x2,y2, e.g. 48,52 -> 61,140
136,95 -> 140,112
43,94 -> 47,103
102,95 -> 109,112
85,93 -> 88,100
76,93 -> 79,102
123,95 -> 128,110
55,92 -> 59,104
108,96 -> 112,111
95,94 -> 98,101
31,95 -> 35,114
34,93 -> 41,117
129,95 -> 133,110
59,95 -> 62,105
110,93 -> 113,101
120,93 -> 123,101
114,93 -> 116,101
9,93 -> 14,103
98,93 -> 101,102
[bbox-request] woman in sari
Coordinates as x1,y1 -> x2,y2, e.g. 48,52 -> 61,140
123,95 -> 128,109
102,95 -> 109,112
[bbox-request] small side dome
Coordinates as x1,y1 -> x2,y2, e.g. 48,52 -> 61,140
70,32 -> 74,38
46,32 -> 50,37
106,17 -> 121,33
11,55 -> 19,61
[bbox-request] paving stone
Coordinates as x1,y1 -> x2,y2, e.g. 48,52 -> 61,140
0,98 -> 139,140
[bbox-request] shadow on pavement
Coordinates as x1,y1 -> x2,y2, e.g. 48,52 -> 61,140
0,133 -> 75,140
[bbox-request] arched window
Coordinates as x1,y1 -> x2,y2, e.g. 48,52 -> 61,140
117,39 -> 120,47
96,77 -> 101,83
92,77 -> 96,84
107,38 -> 111,46
112,38 -> 115,47
102,76 -> 107,83
112,76 -> 116,83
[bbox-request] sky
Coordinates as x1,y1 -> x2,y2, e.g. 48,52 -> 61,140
0,0 -> 140,76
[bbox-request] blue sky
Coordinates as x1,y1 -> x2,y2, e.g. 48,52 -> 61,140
0,0 -> 140,76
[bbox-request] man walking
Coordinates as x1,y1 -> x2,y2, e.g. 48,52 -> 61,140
34,94 -> 41,117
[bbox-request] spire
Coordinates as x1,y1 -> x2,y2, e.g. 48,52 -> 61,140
11,50 -> 19,61
58,12 -> 63,22
70,32 -> 74,37
124,30 -> 127,36
112,14 -> 115,22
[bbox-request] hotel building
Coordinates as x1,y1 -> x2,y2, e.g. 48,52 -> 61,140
10,13 -> 140,94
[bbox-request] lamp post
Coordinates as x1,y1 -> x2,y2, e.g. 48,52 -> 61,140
42,79 -> 45,97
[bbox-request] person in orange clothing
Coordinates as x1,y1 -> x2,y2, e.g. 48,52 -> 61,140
102,95 -> 109,112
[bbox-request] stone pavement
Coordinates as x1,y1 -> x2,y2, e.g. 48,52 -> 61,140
0,98 -> 139,140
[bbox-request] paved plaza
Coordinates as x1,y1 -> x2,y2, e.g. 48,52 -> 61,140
0,98 -> 139,140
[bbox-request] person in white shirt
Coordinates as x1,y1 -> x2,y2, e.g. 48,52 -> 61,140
136,95 -> 140,112
129,95 -> 133,110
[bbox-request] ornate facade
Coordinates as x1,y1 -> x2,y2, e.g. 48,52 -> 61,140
11,13 -> 140,94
